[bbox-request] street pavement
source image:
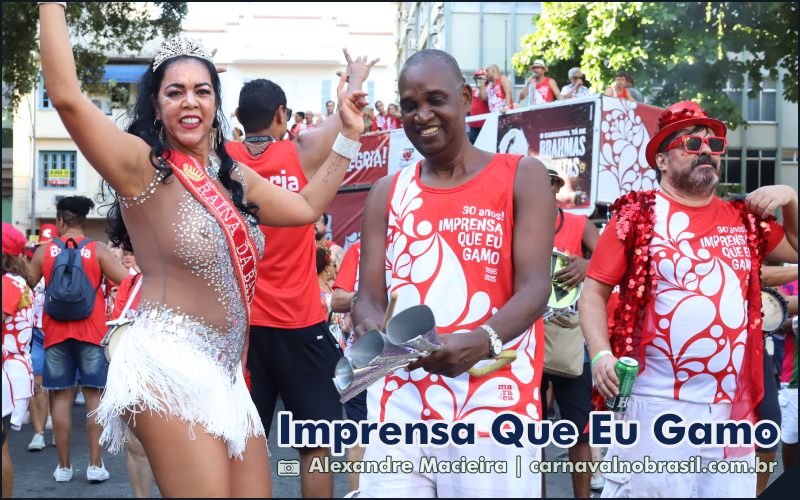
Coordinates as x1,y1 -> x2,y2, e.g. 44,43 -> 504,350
7,398 -> 786,498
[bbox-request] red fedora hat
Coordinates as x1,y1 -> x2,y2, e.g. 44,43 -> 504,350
645,101 -> 727,167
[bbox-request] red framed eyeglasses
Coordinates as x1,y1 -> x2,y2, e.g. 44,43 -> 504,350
664,135 -> 727,155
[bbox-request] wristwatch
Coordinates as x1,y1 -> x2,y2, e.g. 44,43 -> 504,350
480,324 -> 503,359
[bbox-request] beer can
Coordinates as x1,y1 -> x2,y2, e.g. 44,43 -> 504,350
606,357 -> 639,412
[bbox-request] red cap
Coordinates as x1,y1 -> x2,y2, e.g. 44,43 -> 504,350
38,223 -> 57,244
2,223 -> 27,257
645,101 -> 727,167
473,69 -> 486,77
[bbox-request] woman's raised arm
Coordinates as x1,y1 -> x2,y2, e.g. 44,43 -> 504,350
39,3 -> 151,196
241,74 -> 366,226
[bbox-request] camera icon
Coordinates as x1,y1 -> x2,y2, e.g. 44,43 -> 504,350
277,459 -> 301,477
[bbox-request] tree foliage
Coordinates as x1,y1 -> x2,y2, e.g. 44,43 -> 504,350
512,2 -> 798,129
2,2 -> 187,112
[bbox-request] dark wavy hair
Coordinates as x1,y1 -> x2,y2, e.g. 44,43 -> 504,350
103,56 -> 259,251
316,246 -> 332,275
2,254 -> 34,288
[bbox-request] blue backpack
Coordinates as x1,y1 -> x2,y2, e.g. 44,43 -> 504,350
44,238 -> 100,321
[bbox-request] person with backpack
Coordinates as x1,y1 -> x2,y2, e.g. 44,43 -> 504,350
29,196 -> 128,484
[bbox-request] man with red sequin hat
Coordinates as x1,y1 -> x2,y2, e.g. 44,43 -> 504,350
580,100 -> 798,497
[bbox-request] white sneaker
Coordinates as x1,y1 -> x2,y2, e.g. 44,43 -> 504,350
591,474 -> 605,491
74,391 -> 86,405
86,462 -> 110,483
344,490 -> 361,498
45,415 -> 53,430
53,465 -> 73,482
28,433 -> 46,451
51,434 -> 57,446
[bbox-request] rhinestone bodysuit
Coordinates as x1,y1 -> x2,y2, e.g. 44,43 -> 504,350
117,159 -> 264,381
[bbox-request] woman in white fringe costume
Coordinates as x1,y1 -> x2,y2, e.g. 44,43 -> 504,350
39,3 -> 367,496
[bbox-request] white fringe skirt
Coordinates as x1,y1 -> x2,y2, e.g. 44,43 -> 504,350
93,308 -> 264,459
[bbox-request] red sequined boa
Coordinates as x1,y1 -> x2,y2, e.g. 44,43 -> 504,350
597,190 -> 772,439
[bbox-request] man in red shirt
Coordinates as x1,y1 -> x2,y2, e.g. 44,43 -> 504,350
518,59 -> 563,107
482,64 -> 515,113
468,69 -> 490,144
226,52 -> 376,498
540,169 -> 601,497
604,70 -> 635,101
580,101 -> 797,497
29,196 -> 128,484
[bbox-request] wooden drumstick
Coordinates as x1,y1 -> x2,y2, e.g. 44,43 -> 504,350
382,291 -> 398,330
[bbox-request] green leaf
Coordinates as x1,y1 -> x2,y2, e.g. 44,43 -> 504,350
3,2 -> 188,113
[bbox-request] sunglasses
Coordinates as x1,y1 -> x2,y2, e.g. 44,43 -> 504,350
664,135 -> 727,155
285,107 -> 293,120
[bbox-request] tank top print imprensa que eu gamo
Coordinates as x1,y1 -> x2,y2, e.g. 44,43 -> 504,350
367,153 -> 545,430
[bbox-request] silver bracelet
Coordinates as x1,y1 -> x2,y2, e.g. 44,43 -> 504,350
332,133 -> 361,161
38,2 -> 67,7
478,324 -> 503,358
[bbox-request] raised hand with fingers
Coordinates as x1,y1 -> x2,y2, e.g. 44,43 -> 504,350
745,185 -> 797,219
342,48 -> 380,83
338,48 -> 379,110
336,72 -> 367,138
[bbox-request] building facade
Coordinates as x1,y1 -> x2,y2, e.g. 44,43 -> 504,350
394,2 -> 797,198
395,2 -> 541,99
722,76 -> 798,194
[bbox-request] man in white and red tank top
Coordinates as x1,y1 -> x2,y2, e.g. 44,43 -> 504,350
518,59 -> 563,107
482,64 -> 515,113
353,49 -> 556,498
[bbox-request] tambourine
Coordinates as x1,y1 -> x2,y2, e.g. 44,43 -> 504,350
100,319 -> 131,363
761,288 -> 788,335
544,250 -> 582,322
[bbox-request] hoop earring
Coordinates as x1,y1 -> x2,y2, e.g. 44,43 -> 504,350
154,118 -> 166,143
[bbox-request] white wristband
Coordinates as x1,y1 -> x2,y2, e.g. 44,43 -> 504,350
332,133 -> 361,161
38,2 -> 67,7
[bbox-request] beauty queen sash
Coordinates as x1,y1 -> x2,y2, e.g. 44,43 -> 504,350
166,151 -> 259,326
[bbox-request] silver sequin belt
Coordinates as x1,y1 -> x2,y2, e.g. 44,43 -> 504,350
132,304 -> 243,382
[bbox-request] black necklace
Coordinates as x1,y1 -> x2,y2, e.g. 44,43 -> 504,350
244,135 -> 275,144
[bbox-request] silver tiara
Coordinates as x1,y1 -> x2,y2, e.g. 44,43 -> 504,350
152,35 -> 213,71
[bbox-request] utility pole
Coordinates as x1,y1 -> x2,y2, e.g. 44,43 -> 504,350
504,19 -> 508,75
28,95 -> 36,235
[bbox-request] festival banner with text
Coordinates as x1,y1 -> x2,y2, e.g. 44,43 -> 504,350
497,100 -> 597,214
343,132 -> 390,187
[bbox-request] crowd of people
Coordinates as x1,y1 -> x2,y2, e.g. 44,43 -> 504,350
1,4 -> 797,499
468,59 -> 643,143
235,97 -> 402,145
